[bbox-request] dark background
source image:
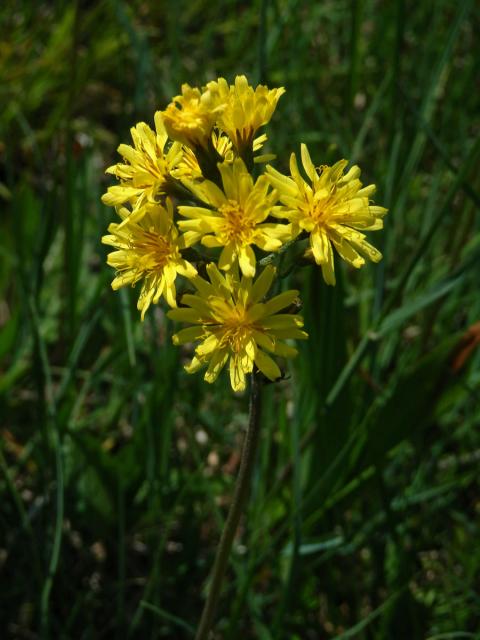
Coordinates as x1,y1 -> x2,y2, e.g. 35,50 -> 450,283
1,1 -> 479,638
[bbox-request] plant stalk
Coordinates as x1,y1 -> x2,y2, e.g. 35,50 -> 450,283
195,372 -> 263,640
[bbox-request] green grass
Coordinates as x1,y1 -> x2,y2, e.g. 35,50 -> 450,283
1,0 -> 479,638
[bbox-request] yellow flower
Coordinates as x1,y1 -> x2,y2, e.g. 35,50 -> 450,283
162,83 -> 225,149
266,144 -> 388,285
168,264 -> 308,392
173,132 -> 274,181
102,199 -> 197,319
102,113 -> 182,223
206,75 -> 285,154
178,158 -> 292,277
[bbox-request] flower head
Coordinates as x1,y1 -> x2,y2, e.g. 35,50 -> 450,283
206,75 -> 285,154
266,144 -> 388,285
162,83 -> 226,149
173,132 -> 274,181
102,113 -> 182,223
178,158 -> 292,277
168,264 -> 308,391
102,199 -> 197,319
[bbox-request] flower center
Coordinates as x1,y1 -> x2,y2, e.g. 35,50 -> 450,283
164,99 -> 213,147
223,324 -> 253,353
219,304 -> 255,353
180,106 -> 208,129
305,189 -> 337,230
133,138 -> 168,184
219,200 -> 255,244
132,230 -> 175,272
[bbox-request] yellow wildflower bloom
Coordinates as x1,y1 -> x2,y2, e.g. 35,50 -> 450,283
162,83 -> 225,149
168,264 -> 308,392
266,144 -> 388,285
173,132 -> 274,181
102,199 -> 197,319
178,159 -> 292,277
206,75 -> 285,154
102,113 -> 182,223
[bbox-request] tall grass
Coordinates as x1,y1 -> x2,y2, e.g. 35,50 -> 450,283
1,1 -> 479,638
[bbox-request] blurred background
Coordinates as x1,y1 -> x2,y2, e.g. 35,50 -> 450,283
1,1 -> 479,638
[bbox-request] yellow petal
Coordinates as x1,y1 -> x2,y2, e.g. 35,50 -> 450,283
204,349 -> 229,383
273,342 -> 298,358
172,326 -> 204,345
218,244 -> 236,271
251,265 -> 275,302
264,290 -> 299,316
229,356 -> 246,392
185,356 -> 204,374
202,235 -> 224,248
254,349 -> 281,382
261,315 -> 304,330
196,334 -> 220,357
331,237 -> 365,268
310,230 -> 330,264
180,294 -> 213,317
168,307 -> 203,323
300,144 -> 316,181
269,328 -> 309,340
321,259 -> 336,286
238,245 -> 256,277
102,185 -> 142,206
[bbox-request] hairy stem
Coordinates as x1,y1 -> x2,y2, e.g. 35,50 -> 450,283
195,372 -> 263,640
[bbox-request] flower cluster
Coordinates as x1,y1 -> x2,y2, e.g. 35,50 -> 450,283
102,75 -> 387,391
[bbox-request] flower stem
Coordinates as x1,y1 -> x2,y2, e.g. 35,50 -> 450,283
195,372 -> 263,640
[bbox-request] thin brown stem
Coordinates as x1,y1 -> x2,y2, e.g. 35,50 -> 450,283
195,372 -> 263,640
